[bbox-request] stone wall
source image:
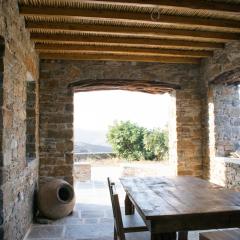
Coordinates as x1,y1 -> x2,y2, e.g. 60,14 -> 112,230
0,36 -> 4,240
210,157 -> 240,191
213,84 -> 240,157
0,1 -> 39,239
175,67 -> 203,177
26,81 -> 37,162
201,40 -> 240,181
39,60 -> 203,180
39,64 -> 74,184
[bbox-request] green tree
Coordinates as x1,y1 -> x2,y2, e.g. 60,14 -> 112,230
143,129 -> 169,161
107,121 -> 146,161
107,121 -> 168,161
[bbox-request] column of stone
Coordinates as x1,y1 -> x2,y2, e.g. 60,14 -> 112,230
0,36 -> 4,240
175,66 -> 203,177
39,60 -> 74,185
200,76 -> 215,180
168,91 -> 178,175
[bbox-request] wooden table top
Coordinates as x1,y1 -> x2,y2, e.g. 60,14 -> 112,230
120,176 -> 240,231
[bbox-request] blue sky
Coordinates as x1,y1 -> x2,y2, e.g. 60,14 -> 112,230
74,90 -> 171,132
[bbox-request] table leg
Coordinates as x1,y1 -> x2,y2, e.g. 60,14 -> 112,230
178,231 -> 188,240
124,194 -> 134,215
151,232 -> 177,240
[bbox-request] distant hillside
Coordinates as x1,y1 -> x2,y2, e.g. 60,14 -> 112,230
74,128 -> 110,146
74,141 -> 112,153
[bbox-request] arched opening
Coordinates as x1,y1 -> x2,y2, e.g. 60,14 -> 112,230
208,68 -> 240,187
70,78 -> 180,181
210,67 -> 240,158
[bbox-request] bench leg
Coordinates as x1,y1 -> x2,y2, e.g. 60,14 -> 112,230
178,231 -> 188,240
114,226 -> 117,240
124,194 -> 134,215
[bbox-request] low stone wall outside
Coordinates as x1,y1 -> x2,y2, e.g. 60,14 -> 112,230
74,162 -> 91,182
121,163 -> 172,177
74,153 -> 116,162
73,153 -> 174,182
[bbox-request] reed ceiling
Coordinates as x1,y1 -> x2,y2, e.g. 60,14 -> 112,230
18,0 -> 240,64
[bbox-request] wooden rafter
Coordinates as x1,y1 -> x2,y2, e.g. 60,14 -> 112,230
85,0 -> 240,13
39,52 -> 200,64
31,33 -> 224,50
26,20 -> 240,42
20,6 -> 240,31
18,0 -> 240,63
35,43 -> 212,58
69,78 -> 181,94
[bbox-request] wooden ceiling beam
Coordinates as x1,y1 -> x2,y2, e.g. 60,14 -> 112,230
35,43 -> 212,58
26,21 -> 240,41
31,33 -> 224,50
39,52 -> 200,64
87,0 -> 240,13
19,6 -> 240,31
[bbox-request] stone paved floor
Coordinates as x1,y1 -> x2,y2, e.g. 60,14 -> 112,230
25,179 -> 201,240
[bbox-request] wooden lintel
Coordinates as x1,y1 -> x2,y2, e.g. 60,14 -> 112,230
39,52 -> 200,64
69,78 -> 181,94
19,6 -> 240,31
31,33 -> 224,50
26,21 -> 240,41
210,67 -> 240,85
35,43 -> 213,58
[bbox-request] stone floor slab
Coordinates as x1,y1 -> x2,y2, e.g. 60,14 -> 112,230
64,224 -> 113,239
81,210 -> 105,219
27,226 -> 64,239
25,179 -> 200,240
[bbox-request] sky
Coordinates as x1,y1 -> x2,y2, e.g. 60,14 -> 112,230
74,90 -> 171,132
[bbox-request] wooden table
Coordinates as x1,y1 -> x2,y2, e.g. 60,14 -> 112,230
120,176 -> 240,240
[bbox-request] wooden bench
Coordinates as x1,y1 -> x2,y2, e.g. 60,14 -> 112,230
107,178 -> 149,240
200,229 -> 240,240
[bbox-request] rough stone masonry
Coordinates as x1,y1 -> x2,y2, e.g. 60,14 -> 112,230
0,1 -> 39,239
0,0 -> 239,239
201,40 -> 240,181
39,60 -> 203,180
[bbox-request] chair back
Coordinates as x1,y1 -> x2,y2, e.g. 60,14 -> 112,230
107,177 -> 125,240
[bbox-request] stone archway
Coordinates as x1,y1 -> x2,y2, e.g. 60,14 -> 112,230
205,67 -> 240,185
39,60 -> 204,184
210,67 -> 240,157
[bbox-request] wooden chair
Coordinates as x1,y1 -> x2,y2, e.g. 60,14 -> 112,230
107,177 -> 149,240
200,229 -> 240,240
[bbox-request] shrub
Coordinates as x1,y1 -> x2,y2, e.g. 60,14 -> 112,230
107,121 -> 146,161
107,121 -> 168,161
143,129 -> 168,161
